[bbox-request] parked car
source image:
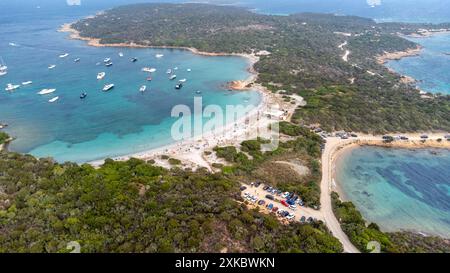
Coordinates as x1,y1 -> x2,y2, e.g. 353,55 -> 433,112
289,204 -> 297,210
240,186 -> 247,191
286,213 -> 295,220
300,216 -> 306,223
282,211 -> 290,217
266,194 -> 275,200
267,203 -> 274,210
281,200 -> 289,207
272,207 -> 279,213
420,135 -> 429,139
255,181 -> 261,187
258,200 -> 266,206
263,186 -> 269,190
307,217 -> 314,223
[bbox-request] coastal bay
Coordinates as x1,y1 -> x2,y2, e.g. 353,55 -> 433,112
330,136 -> 450,238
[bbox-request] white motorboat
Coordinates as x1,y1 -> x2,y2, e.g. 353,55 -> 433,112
119,52 -> 124,57
37,88 -> 56,95
169,75 -> 177,80
0,71 -> 6,76
48,96 -> 59,103
187,68 -> 192,72
142,67 -> 156,73
103,84 -> 114,92
48,64 -> 56,69
179,78 -> 187,83
104,58 -> 111,63
74,58 -> 81,62
166,69 -> 172,74
139,85 -> 147,92
97,72 -> 106,80
5,83 -> 20,92
22,81 -> 33,85
155,54 -> 164,58
59,53 -> 69,58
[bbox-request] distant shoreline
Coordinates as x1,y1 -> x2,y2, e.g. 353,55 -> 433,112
377,30 -> 450,92
376,45 -> 423,65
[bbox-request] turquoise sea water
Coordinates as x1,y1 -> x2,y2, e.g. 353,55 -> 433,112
386,33 -> 450,95
336,147 -> 450,237
0,1 -> 260,163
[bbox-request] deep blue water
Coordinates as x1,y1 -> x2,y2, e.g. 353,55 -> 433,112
386,33 -> 450,94
337,147 -> 450,237
0,0 -> 260,162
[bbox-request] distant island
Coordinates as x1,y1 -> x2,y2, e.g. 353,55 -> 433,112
67,3 -> 450,134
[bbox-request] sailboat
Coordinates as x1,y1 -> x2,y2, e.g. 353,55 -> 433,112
139,85 -> 147,92
0,57 -> 8,76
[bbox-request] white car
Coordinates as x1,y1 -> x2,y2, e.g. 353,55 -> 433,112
289,204 -> 297,210
286,213 -> 295,220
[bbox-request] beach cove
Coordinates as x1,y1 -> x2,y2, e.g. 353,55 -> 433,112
0,8 -> 274,163
328,135 -> 450,238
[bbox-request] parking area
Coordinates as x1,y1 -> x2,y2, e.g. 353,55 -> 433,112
240,183 -> 324,224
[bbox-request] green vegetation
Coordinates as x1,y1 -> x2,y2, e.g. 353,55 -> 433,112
331,192 -> 396,252
0,132 -> 9,145
213,123 -> 322,207
168,158 -> 182,165
331,192 -> 450,253
0,152 -> 343,253
73,3 -> 450,133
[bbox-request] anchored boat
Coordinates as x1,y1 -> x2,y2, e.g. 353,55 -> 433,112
103,84 -> 114,92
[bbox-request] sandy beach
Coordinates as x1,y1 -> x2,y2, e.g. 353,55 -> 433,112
60,23 -> 298,169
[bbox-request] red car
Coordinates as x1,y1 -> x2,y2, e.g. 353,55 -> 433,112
272,207 -> 279,213
281,200 -> 289,207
